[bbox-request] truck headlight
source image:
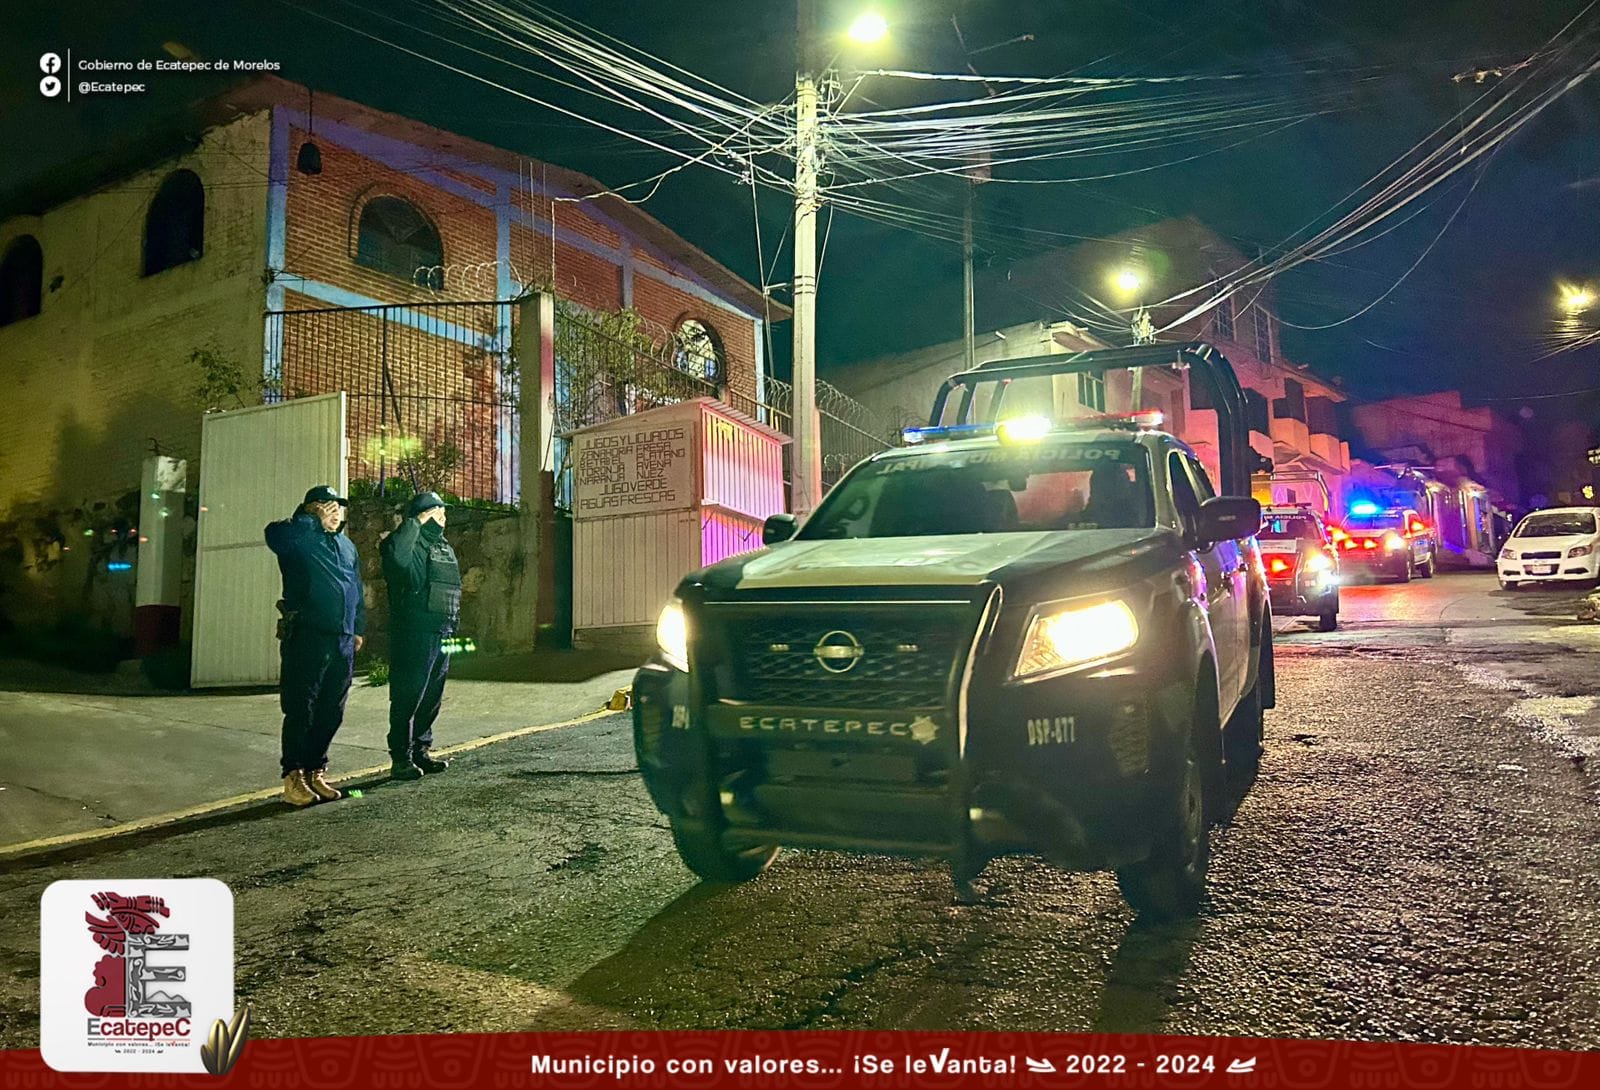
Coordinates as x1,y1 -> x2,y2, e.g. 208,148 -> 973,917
1015,599 -> 1139,678
1569,544 -> 1594,558
656,598 -> 689,671
1383,532 -> 1406,551
1500,546 -> 1518,561
1304,551 -> 1334,573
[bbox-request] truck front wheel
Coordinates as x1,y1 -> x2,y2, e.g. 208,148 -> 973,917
670,820 -> 779,883
1116,734 -> 1209,921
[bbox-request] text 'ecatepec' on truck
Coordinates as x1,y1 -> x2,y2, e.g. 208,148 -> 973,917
632,343 -> 1274,919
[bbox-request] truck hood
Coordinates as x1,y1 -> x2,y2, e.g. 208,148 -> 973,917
699,529 -> 1167,591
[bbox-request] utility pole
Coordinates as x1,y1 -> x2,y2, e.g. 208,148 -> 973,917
962,182 -> 976,371
791,0 -> 823,516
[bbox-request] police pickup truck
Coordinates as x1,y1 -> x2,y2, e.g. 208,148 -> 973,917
632,345 -> 1273,919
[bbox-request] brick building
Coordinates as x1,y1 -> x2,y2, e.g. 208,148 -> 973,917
1349,391 -> 1524,508
0,76 -> 772,513
0,76 -> 777,635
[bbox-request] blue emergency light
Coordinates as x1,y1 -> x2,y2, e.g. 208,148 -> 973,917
901,422 -> 996,444
1349,501 -> 1380,516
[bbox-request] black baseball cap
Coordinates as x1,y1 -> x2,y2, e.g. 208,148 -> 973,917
407,491 -> 447,517
302,485 -> 349,507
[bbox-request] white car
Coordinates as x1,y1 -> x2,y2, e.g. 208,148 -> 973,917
1498,507 -> 1600,589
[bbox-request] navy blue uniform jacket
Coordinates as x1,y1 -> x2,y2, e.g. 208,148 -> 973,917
265,512 -> 367,638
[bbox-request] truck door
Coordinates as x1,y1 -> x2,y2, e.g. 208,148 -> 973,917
1169,452 -> 1248,709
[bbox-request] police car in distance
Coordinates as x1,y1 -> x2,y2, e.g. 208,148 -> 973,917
1259,504 -> 1340,631
632,406 -> 1274,920
1332,502 -> 1436,582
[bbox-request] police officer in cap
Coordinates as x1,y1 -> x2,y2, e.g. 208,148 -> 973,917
381,491 -> 461,780
265,485 -> 366,807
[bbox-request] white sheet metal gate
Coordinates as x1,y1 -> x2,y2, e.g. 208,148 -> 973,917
191,394 -> 348,687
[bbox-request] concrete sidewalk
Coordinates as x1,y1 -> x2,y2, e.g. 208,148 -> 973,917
0,654 -> 636,850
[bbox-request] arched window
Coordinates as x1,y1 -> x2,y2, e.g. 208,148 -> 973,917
143,169 -> 205,276
355,196 -> 444,289
0,235 -> 43,326
674,318 -> 725,383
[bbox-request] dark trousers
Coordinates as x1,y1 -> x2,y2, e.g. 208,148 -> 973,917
280,629 -> 355,777
387,627 -> 449,761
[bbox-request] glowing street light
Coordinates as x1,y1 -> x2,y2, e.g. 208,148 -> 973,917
847,10 -> 890,44
1560,284 -> 1594,312
1112,267 -> 1143,295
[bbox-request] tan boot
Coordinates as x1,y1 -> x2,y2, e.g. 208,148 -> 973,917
282,771 -> 317,807
306,769 -> 341,802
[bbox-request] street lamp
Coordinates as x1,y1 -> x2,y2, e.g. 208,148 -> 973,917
792,4 -> 887,517
847,11 -> 889,44
1112,268 -> 1143,295
1560,284 -> 1595,312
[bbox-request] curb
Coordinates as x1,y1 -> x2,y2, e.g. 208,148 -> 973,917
0,706 -> 618,866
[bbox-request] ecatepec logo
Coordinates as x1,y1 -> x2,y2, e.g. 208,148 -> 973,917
41,878 -> 235,1074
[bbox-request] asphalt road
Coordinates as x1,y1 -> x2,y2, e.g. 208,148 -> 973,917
4,572 -> 1599,1046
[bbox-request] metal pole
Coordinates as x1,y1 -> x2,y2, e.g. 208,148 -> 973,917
962,180 -> 976,371
791,0 -> 823,516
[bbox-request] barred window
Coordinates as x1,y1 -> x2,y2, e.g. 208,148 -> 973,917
1253,304 -> 1273,361
143,170 -> 204,276
1077,371 -> 1106,412
674,318 -> 725,383
1215,297 -> 1234,341
0,235 -> 42,326
356,197 -> 444,289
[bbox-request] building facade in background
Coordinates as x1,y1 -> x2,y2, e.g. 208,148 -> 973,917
1349,391 -> 1524,509
0,76 -> 774,636
837,217 -> 1351,511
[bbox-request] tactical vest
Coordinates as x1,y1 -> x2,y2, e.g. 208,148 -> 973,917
396,537 -> 461,631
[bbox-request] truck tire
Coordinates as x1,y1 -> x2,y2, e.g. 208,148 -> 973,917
1317,608 -> 1338,632
670,820 -> 779,883
1397,557 -> 1413,583
1224,630 -> 1269,780
1116,733 -> 1209,921
1420,554 -> 1436,578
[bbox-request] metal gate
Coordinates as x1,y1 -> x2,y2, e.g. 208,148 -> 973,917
191,393 -> 348,687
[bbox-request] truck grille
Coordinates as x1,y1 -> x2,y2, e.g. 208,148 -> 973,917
1520,550 -> 1561,560
725,614 -> 966,707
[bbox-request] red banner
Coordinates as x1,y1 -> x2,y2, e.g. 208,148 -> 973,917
3,1033 -> 1596,1089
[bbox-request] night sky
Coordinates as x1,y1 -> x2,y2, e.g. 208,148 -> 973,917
5,0 -> 1599,420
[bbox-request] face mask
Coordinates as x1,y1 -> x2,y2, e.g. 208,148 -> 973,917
421,519 -> 444,541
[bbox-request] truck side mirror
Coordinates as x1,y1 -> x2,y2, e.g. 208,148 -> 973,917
762,513 -> 799,545
1196,496 -> 1261,544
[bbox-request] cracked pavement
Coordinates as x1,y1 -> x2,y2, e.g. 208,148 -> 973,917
2,573 -> 1599,1046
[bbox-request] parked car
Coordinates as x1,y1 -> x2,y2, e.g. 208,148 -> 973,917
1333,504 -> 1436,582
1497,507 -> 1600,589
632,345 -> 1273,921
1259,504 -> 1340,631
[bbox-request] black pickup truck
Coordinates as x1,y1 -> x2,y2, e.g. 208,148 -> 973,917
632,344 -> 1273,918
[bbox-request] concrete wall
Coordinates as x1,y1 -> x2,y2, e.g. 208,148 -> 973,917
0,111 -> 272,513
0,113 -> 270,636
1350,392 -> 1523,506
347,506 -> 538,660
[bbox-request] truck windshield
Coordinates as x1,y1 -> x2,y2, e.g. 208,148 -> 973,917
1344,511 -> 1404,531
800,442 -> 1154,539
1261,516 -> 1319,541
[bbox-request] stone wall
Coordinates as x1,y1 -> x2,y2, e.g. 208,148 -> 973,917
344,505 -> 540,661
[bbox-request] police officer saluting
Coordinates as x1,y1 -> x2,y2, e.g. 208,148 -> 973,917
381,492 -> 461,781
265,485 -> 366,807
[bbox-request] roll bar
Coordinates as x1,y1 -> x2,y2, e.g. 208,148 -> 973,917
928,342 -> 1255,497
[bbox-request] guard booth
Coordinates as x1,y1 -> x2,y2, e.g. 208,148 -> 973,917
569,398 -> 788,654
